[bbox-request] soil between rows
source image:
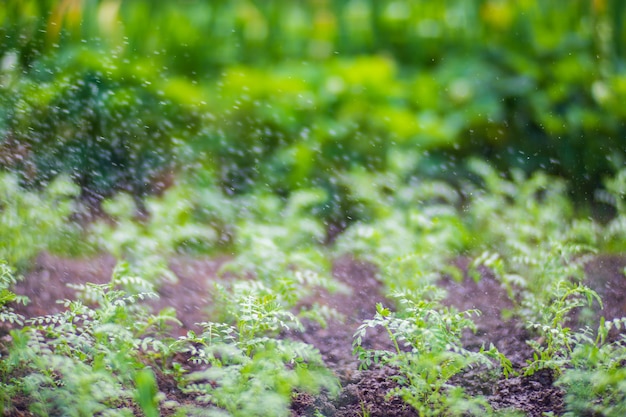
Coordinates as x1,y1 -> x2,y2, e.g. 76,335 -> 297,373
4,253 -> 626,417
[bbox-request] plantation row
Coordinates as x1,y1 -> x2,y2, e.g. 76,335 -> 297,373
2,163 -> 626,416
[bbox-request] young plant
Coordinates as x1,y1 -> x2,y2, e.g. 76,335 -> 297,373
1,267 -> 179,416
599,167 -> 626,251
0,262 -> 27,326
224,188 -> 331,275
353,290 -> 512,417
0,173 -> 79,270
91,185 -> 217,283
466,159 -> 577,254
0,261 -> 28,415
524,280 -> 602,376
334,169 -> 470,268
217,189 -> 346,327
557,317 -> 626,416
470,242 -> 596,323
178,280 -> 339,417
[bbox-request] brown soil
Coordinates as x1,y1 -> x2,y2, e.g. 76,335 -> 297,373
3,253 -> 626,417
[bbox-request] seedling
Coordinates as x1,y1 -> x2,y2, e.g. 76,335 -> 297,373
353,290 -> 511,416
179,280 -> 339,417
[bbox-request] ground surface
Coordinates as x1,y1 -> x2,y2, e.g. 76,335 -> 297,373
5,253 -> 626,416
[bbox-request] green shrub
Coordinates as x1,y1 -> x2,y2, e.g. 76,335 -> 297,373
1,53 -> 200,200
3,1 -> 626,201
598,168 -> 626,251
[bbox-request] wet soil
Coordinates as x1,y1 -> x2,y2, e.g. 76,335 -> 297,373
3,253 -> 626,416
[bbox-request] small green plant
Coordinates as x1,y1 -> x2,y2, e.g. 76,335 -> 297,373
1,268 -> 179,416
466,160 -> 583,252
216,189 -> 346,326
353,290 -> 512,416
0,261 -> 28,415
91,185 -> 217,283
334,170 -> 470,268
0,261 -> 27,326
178,280 -> 339,417
557,317 -> 626,416
358,400 -> 371,417
0,173 -> 79,270
524,280 -> 602,376
224,189 -> 330,269
134,368 -> 160,417
470,242 -> 596,322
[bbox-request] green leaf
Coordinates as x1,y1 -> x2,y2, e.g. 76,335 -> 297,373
135,368 -> 160,417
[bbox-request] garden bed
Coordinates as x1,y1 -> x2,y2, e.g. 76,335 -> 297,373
4,252 -> 625,417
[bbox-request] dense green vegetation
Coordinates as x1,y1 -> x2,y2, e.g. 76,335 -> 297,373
2,163 -> 626,415
2,1 -> 626,416
3,0 -> 626,204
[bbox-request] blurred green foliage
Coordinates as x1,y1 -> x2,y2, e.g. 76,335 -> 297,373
0,173 -> 78,270
1,0 -> 626,208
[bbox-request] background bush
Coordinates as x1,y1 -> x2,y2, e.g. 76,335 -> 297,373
2,0 -> 626,208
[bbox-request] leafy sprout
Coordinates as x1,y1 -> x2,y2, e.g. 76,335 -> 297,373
178,280 -> 339,417
353,290 -> 512,416
0,173 -> 79,270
